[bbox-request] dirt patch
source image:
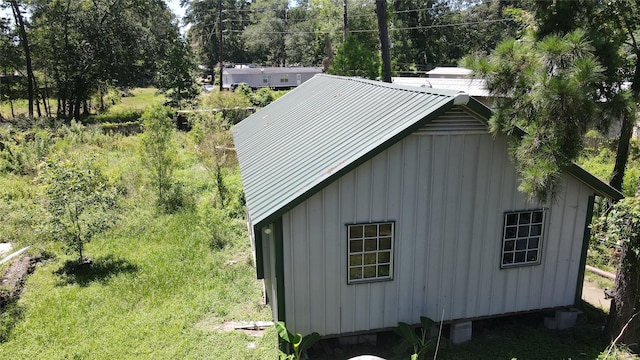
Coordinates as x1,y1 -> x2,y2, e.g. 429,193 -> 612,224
196,317 -> 273,337
0,256 -> 37,309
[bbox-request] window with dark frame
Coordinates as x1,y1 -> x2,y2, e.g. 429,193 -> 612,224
501,210 -> 544,268
347,222 -> 394,284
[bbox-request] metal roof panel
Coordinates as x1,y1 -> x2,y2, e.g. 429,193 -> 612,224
233,75 -> 462,228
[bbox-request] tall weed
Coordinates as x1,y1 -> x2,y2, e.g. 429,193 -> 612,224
0,127 -> 55,175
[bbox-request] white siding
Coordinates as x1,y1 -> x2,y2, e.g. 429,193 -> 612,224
281,112 -> 594,336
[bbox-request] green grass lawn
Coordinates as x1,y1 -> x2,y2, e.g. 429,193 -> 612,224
111,88 -> 165,112
0,88 -> 164,119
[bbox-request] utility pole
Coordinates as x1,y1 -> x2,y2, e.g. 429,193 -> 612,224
343,0 -> 348,41
218,0 -> 224,91
376,0 -> 391,83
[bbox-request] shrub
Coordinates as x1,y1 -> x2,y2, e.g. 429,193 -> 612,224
40,155 -> 120,262
0,127 -> 54,175
140,105 -> 182,213
199,90 -> 252,124
252,87 -> 275,107
84,109 -> 143,125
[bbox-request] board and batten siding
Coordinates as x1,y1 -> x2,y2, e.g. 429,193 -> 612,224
280,110 -> 594,337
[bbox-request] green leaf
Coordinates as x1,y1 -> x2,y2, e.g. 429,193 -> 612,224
275,321 -> 293,344
298,332 -> 320,352
292,333 -> 302,349
420,316 -> 435,330
397,322 -> 419,345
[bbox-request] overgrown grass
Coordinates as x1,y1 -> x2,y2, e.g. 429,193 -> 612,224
0,119 -> 276,358
0,208 -> 274,358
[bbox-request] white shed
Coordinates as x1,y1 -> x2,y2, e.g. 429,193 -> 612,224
232,75 -> 622,337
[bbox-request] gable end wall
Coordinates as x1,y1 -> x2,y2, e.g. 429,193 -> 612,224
280,110 -> 594,336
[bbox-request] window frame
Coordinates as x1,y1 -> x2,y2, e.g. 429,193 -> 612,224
346,221 -> 395,284
500,209 -> 545,269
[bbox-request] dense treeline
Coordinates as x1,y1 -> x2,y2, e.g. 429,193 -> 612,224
183,0 -> 528,76
0,0 -> 194,120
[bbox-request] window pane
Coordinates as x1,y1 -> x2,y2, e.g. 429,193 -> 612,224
379,223 -> 392,236
350,254 -> 362,266
350,267 -> 362,280
350,226 -> 363,239
350,239 -> 363,253
364,225 -> 378,237
504,240 -> 515,252
378,265 -> 390,277
364,253 -> 377,265
364,238 -> 377,251
380,237 -> 392,250
518,226 -> 529,237
502,210 -> 544,268
363,266 -> 376,278
530,224 -> 542,236
347,222 -> 394,283
532,211 -> 543,223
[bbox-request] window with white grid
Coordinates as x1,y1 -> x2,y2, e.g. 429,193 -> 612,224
501,210 -> 544,268
347,222 -> 394,284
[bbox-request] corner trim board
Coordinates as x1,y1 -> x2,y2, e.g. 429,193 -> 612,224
576,195 -> 596,304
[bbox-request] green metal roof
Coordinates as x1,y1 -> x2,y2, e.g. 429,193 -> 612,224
233,74 -> 622,230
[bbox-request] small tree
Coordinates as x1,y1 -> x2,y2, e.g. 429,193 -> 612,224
190,112 -> 233,208
157,36 -> 199,109
41,156 -> 119,263
140,104 -> 178,212
328,35 -> 380,80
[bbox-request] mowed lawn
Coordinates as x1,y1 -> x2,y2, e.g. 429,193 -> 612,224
0,87 -> 164,119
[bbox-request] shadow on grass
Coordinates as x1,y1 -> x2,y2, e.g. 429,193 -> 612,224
54,255 -> 139,287
0,298 -> 23,344
309,304 -> 613,360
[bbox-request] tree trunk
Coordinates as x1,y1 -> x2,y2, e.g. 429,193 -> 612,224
611,53 -> 640,192
9,0 -> 35,119
610,110 -> 634,192
607,176 -> 640,351
376,0 -> 391,83
607,231 -> 640,351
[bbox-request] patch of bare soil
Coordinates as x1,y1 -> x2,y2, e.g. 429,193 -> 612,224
196,316 -> 273,337
0,256 -> 37,309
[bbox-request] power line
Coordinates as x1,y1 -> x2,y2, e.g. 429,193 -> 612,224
224,18 -> 512,34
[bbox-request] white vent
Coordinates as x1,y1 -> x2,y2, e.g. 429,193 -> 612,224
414,107 -> 488,135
